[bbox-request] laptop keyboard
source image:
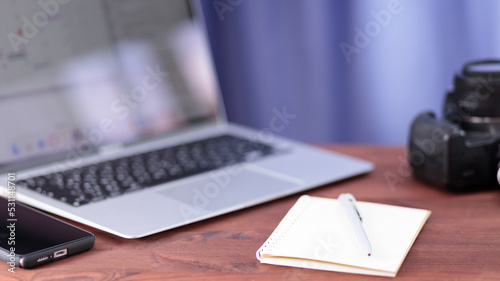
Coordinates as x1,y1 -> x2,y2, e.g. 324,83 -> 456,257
16,135 -> 276,207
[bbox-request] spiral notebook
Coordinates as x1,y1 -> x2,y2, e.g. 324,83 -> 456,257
256,195 -> 431,277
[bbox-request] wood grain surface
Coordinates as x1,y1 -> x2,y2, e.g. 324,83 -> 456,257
1,146 -> 500,281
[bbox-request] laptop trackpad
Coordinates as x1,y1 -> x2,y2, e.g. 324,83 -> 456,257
157,166 -> 302,220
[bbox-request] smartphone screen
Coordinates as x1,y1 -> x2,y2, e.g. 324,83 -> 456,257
0,197 -> 94,269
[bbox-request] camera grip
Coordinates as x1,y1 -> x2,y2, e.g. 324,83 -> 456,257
409,112 -> 464,188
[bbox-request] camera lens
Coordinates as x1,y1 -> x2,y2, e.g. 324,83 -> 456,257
452,60 -> 500,119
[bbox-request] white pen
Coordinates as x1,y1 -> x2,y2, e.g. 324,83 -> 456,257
338,193 -> 372,256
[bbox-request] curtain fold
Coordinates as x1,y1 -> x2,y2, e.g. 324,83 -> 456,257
201,0 -> 500,144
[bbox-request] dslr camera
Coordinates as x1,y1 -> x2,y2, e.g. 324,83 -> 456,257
409,60 -> 500,191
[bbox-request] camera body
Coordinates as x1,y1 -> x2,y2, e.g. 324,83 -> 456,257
409,60 -> 500,191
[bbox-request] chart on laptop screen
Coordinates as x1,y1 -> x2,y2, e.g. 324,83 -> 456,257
0,0 -> 218,169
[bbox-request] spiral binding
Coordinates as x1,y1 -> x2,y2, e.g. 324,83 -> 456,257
256,195 -> 313,261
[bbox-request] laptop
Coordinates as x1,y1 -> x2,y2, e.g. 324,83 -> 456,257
0,0 -> 373,238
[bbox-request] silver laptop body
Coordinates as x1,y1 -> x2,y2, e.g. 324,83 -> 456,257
0,0 -> 372,238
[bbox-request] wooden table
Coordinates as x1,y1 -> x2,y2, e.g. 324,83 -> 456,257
2,146 -> 500,280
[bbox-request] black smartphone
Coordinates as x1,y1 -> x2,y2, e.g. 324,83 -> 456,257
0,197 -> 94,270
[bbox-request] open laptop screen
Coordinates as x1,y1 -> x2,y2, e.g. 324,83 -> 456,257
0,0 -> 218,170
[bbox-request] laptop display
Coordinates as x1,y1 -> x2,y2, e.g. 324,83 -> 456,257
0,0 -> 218,172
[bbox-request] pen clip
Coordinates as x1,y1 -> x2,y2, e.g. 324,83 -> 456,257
339,193 -> 363,222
